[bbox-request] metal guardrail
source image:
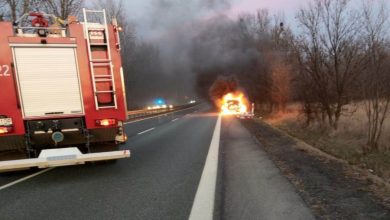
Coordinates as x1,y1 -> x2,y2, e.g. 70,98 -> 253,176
127,103 -> 197,120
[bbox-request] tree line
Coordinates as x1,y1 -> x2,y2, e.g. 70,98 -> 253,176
193,0 -> 389,154
294,0 -> 390,154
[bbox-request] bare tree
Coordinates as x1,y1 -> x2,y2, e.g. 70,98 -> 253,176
0,1 -> 5,21
295,0 -> 364,129
270,59 -> 291,112
41,0 -> 84,19
361,0 -> 390,153
0,0 -> 80,21
0,0 -> 35,21
94,0 -> 124,22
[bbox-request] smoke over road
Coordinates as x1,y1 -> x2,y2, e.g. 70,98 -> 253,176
123,0 -> 264,108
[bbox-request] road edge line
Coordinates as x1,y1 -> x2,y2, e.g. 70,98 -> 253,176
0,167 -> 55,191
137,127 -> 155,135
171,118 -> 179,122
189,114 -> 221,220
125,104 -> 201,125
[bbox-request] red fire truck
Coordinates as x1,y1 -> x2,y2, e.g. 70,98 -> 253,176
0,9 -> 130,171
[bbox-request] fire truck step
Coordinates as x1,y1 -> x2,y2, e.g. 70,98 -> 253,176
87,27 -> 105,31
94,75 -> 113,78
90,43 -> 108,46
95,79 -> 112,82
92,63 -> 111,66
91,59 -> 111,62
96,90 -> 115,94
98,106 -> 116,109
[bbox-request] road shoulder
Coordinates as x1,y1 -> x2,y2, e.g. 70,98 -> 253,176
221,116 -> 315,220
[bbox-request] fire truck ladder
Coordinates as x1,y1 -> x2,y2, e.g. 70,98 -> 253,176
83,8 -> 118,110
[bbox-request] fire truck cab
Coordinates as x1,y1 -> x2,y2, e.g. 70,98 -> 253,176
0,9 -> 130,171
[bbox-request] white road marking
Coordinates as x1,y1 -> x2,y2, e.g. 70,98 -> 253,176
124,105 -> 200,125
171,118 -> 179,122
0,167 -> 55,191
137,127 -> 155,135
124,115 -> 159,125
189,114 -> 221,220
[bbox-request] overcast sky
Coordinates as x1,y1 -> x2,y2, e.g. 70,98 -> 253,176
125,0 -> 308,38
125,0 -> 388,40
126,0 -> 308,20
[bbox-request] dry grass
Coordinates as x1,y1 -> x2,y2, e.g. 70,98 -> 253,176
263,103 -> 390,183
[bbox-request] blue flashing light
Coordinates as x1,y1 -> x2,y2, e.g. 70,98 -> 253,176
155,98 -> 165,105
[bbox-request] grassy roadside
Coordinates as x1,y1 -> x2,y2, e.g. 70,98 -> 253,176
262,109 -> 390,184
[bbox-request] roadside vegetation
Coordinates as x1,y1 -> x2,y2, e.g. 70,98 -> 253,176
236,0 -> 390,184
264,103 -> 390,183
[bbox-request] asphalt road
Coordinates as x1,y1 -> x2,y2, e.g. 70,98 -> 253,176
0,104 -> 216,219
0,105 -> 315,220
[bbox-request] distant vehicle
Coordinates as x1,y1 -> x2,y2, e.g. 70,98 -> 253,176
0,9 -> 130,171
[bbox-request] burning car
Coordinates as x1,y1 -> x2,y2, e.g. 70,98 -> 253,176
220,93 -> 248,115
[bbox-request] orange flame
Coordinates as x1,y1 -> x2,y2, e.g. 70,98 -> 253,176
219,92 -> 248,115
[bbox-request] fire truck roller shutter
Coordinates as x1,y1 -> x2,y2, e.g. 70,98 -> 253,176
13,46 -> 84,118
